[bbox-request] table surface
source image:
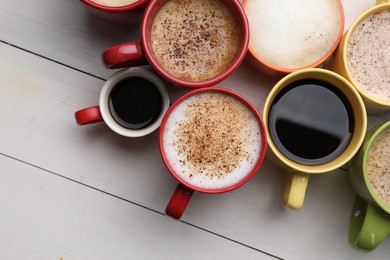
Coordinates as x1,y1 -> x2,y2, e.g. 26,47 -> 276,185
1,0 -> 389,259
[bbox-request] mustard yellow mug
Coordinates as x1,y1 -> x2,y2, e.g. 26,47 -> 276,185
263,68 -> 367,209
331,0 -> 390,114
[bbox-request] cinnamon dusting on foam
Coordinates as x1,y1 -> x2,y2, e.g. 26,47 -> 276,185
163,92 -> 262,190
151,0 -> 241,81
347,10 -> 390,102
367,128 -> 390,207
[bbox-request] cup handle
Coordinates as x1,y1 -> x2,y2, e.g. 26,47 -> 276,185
283,171 -> 309,209
166,184 -> 194,219
349,196 -> 390,251
102,42 -> 148,69
75,106 -> 103,125
376,0 -> 390,5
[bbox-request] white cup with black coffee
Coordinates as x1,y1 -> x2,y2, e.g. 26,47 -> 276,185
75,67 -> 169,137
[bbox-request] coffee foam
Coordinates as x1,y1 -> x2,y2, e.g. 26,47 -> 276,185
347,10 -> 390,102
151,0 -> 241,81
245,0 -> 342,69
162,92 -> 262,190
90,0 -> 138,7
367,128 -> 390,207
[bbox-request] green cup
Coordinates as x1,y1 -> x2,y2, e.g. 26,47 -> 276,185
348,120 -> 390,251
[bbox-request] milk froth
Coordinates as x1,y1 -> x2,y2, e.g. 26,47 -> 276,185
245,0 -> 342,69
90,0 -> 139,7
347,10 -> 390,102
151,0 -> 242,81
367,128 -> 390,207
162,92 -> 262,190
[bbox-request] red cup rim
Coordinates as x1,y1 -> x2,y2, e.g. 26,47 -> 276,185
158,87 -> 267,194
81,0 -> 149,12
141,0 -> 250,88
241,0 -> 345,75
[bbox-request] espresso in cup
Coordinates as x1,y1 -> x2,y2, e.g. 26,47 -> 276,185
263,68 -> 367,209
244,0 -> 343,74
268,78 -> 354,165
367,127 -> 390,206
75,68 -> 169,138
346,9 -> 390,103
90,0 -> 139,7
109,77 -> 163,130
150,0 -> 242,81
162,91 -> 263,190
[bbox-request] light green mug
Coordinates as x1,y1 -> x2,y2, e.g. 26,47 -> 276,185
348,120 -> 390,251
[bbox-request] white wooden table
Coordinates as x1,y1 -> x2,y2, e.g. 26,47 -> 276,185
0,0 -> 389,259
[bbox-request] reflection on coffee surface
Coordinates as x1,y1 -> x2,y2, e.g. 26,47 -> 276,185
151,0 -> 242,81
109,77 -> 162,129
367,128 -> 390,206
245,0 -> 342,69
90,0 -> 139,7
269,79 -> 354,165
162,92 -> 262,190
347,9 -> 390,102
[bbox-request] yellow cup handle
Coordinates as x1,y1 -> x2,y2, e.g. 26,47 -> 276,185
283,171 -> 309,210
376,0 -> 390,4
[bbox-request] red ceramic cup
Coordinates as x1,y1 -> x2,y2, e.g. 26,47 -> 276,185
80,0 -> 149,24
159,87 -> 267,219
102,0 -> 250,88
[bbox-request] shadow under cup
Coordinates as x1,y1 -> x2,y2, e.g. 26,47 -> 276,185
159,87 -> 267,219
263,68 -> 367,209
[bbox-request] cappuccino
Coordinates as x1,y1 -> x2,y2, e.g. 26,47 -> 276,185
346,10 -> 390,102
367,128 -> 390,206
244,0 -> 342,69
151,0 -> 242,81
90,0 -> 138,7
162,92 -> 263,190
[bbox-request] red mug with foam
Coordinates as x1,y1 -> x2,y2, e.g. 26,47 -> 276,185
102,0 -> 250,88
159,87 -> 267,219
80,0 -> 149,24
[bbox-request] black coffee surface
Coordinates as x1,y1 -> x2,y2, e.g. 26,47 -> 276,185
269,79 -> 354,165
109,77 -> 162,130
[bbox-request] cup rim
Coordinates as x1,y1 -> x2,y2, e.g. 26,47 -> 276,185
362,120 -> 390,213
158,87 -> 267,194
141,0 -> 250,89
99,67 -> 170,137
81,0 -> 148,12
263,68 -> 367,174
340,3 -> 390,107
242,0 -> 345,75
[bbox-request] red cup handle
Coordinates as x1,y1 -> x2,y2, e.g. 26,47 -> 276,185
102,42 -> 148,69
75,106 -> 103,125
166,184 -> 194,219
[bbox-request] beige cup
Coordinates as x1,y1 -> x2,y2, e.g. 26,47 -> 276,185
331,0 -> 390,114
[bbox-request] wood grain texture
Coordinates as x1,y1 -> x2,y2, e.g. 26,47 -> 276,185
0,155 -> 274,260
0,0 -> 389,259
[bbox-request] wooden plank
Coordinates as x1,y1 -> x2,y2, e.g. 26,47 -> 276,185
1,37 -> 389,259
0,154 -> 274,260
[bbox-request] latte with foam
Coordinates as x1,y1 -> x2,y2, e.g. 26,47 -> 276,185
151,0 -> 242,81
347,9 -> 390,102
162,92 -> 263,190
367,128 -> 390,207
244,0 -> 342,69
90,0 -> 139,7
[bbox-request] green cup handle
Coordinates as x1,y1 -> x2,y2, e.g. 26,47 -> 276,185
349,196 -> 390,251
